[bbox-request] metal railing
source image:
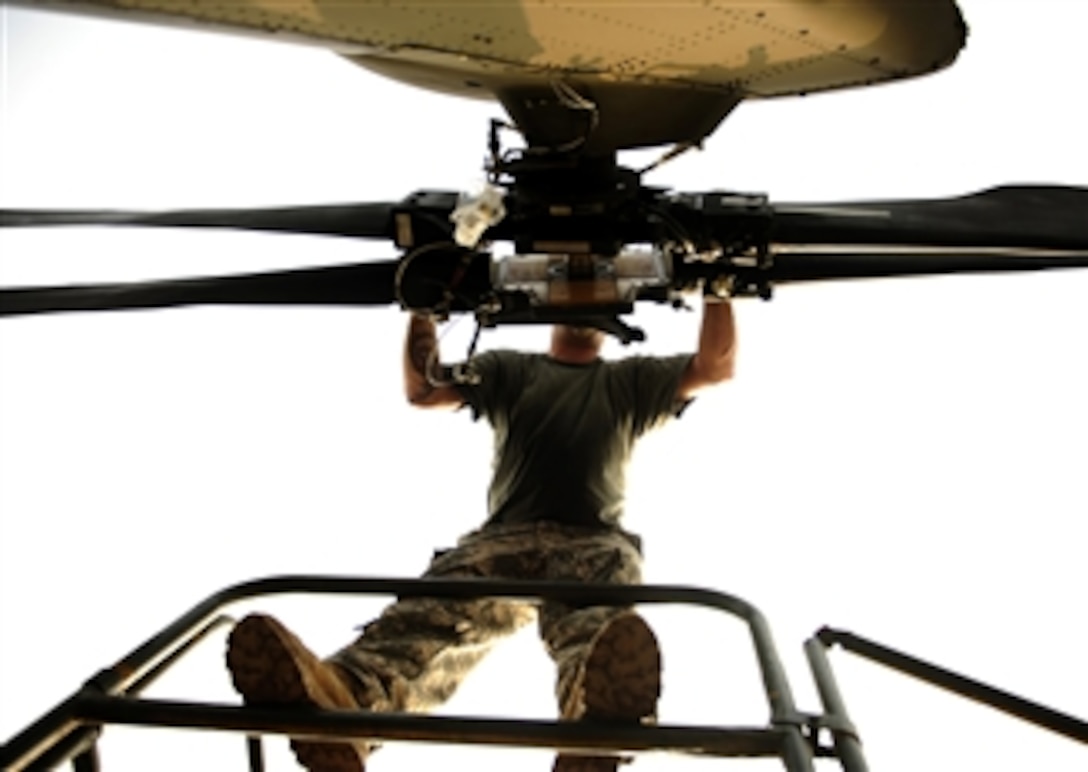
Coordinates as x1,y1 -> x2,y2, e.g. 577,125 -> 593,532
1,575 -> 844,771
7,575 -> 1083,771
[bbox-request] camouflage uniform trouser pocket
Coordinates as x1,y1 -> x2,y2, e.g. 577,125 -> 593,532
328,521 -> 643,715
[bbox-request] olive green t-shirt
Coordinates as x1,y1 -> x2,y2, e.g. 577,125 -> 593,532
458,351 -> 693,528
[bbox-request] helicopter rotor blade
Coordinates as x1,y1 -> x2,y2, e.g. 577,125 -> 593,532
4,185 -> 1086,316
769,185 -> 1088,252
0,203 -> 398,239
0,262 -> 399,318
759,247 -> 1088,287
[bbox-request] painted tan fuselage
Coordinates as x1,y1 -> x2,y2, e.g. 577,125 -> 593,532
23,0 -> 967,149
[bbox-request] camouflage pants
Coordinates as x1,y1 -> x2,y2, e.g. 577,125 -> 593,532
328,521 -> 643,718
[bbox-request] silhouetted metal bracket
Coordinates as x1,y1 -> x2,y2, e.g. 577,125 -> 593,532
813,627 -> 1088,746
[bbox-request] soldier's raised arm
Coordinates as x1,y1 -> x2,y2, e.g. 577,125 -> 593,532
403,313 -> 464,409
676,295 -> 737,400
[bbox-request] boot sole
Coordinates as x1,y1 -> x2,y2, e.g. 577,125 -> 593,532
226,614 -> 367,772
581,613 -> 661,720
554,614 -> 661,772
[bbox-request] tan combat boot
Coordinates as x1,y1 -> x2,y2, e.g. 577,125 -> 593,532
555,612 -> 662,772
226,613 -> 370,772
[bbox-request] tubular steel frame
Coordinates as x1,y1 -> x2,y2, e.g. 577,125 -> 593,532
1,576 -> 833,771
3,576 -> 1085,771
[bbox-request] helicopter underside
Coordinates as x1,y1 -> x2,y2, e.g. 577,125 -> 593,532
25,0 -> 966,151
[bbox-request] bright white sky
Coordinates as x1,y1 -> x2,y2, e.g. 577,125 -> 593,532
1,2 -> 1085,771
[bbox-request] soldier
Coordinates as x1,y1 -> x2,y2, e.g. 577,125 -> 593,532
226,295 -> 737,772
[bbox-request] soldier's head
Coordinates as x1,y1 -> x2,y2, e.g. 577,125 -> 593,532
550,325 -> 605,363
